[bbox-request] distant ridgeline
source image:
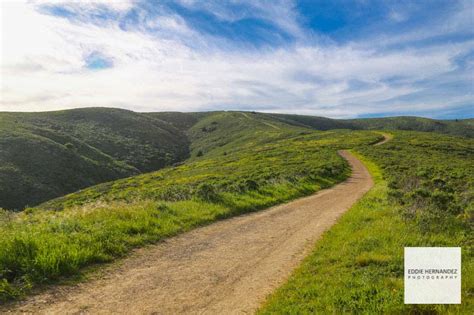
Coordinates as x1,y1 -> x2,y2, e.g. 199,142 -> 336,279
0,107 -> 472,210
264,113 -> 474,138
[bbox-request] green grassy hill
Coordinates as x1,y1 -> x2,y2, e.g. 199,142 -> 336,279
2,108 -> 472,211
259,113 -> 474,137
146,111 -> 204,131
0,109 -> 472,313
260,131 -> 473,314
39,111 -> 377,211
0,108 -> 474,210
263,113 -> 356,130
0,111 -> 382,301
0,108 -> 189,210
347,116 -> 474,137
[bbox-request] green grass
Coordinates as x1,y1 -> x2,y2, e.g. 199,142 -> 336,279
39,113 -> 381,211
0,200 -> 228,301
357,131 -> 473,233
259,141 -> 473,314
0,108 -> 189,210
3,108 -> 471,211
347,116 -> 474,138
0,115 -> 382,302
267,112 -> 474,137
1,109 -> 472,310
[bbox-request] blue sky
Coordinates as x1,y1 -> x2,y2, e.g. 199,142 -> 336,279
1,0 -> 473,118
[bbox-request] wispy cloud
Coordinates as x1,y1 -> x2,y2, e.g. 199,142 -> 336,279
0,0 -> 472,118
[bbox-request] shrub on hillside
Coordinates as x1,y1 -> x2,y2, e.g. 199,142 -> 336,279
64,142 -> 75,150
195,183 -> 220,202
357,131 -> 473,232
159,185 -> 192,202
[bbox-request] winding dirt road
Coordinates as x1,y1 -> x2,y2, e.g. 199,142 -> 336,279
374,133 -> 393,146
5,150 -> 373,315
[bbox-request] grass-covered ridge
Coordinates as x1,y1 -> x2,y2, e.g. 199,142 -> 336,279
2,107 -> 471,211
39,112 -> 376,211
348,116 -> 474,138
260,132 -> 473,314
264,113 -> 474,137
0,108 -> 189,210
0,111 -> 382,302
1,108 -> 472,308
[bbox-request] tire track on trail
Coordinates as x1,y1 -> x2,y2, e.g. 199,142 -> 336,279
5,138 -> 391,314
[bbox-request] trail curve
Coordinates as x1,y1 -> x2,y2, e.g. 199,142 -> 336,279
5,151 -> 373,315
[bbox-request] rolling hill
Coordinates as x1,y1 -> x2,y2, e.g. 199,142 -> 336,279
261,113 -> 474,137
1,110 -> 383,302
1,108 -> 473,211
38,111 -> 378,211
0,108 -> 189,210
346,116 -> 474,137
0,108 -> 472,313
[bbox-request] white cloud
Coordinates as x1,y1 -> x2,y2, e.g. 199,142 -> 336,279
0,0 -> 472,118
31,0 -> 135,12
364,0 -> 474,49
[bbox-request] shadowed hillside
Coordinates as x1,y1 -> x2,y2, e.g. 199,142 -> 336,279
0,110 -> 383,302
1,108 -> 472,211
39,111 -> 359,211
0,109 -> 472,312
146,111 -> 207,131
0,108 -> 189,210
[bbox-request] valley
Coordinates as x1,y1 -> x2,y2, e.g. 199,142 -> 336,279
0,109 -> 472,313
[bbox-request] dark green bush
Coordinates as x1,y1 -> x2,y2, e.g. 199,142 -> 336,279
158,185 -> 192,201
196,183 -> 219,202
244,179 -> 259,190
64,142 -> 75,150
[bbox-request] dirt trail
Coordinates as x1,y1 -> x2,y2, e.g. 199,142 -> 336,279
239,112 -> 280,130
374,133 -> 393,146
5,151 -> 373,315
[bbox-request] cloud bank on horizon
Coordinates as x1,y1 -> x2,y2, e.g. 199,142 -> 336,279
1,0 -> 473,118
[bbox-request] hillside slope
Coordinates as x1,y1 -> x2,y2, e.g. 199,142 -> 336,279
4,151 -> 373,314
146,112 -> 204,131
347,116 -> 474,137
2,108 -> 472,210
263,113 -> 356,130
261,113 -> 474,137
40,111 -> 379,211
0,111 -> 383,301
1,109 -> 472,312
260,131 -> 473,313
0,108 -> 189,210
